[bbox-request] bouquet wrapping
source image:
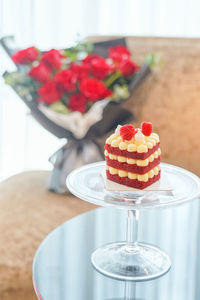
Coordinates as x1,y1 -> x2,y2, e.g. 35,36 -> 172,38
1,36 -> 151,193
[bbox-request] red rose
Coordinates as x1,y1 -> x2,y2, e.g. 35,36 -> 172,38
91,58 -> 113,80
55,69 -> 76,92
41,49 -> 62,70
108,45 -> 130,62
12,46 -> 38,64
68,93 -> 87,113
118,59 -> 139,76
28,63 -> 51,83
83,54 -> 103,64
83,55 -> 112,80
70,63 -> 90,80
37,81 -> 62,104
79,78 -> 112,102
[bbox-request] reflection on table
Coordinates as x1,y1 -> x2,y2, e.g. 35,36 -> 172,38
33,199 -> 200,300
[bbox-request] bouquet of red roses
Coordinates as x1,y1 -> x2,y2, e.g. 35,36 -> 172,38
1,37 -> 151,193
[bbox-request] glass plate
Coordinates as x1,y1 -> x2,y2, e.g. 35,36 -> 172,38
67,162 -> 200,210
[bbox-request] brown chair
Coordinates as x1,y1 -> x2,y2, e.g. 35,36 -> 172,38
0,170 -> 95,299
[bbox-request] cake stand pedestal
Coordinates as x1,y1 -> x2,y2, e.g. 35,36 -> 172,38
67,162 -> 200,281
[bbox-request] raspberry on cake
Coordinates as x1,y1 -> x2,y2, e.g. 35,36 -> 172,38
104,122 -> 161,189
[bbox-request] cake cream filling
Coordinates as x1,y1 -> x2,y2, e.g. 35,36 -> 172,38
107,165 -> 161,182
105,148 -> 161,166
106,132 -> 159,153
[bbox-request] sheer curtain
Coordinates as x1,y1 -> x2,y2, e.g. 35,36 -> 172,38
0,0 -> 200,179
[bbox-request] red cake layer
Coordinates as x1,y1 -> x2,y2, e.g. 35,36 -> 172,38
106,170 -> 161,190
105,142 -> 160,160
106,156 -> 161,174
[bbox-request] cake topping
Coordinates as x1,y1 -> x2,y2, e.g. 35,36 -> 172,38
127,143 -> 137,152
119,142 -> 128,150
111,139 -> 119,147
141,122 -> 153,136
146,142 -> 153,149
115,125 -> 122,135
105,122 -> 160,155
120,124 -> 135,141
135,130 -> 145,142
137,144 -> 148,153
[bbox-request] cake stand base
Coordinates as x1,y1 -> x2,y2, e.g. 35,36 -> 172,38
91,242 -> 171,281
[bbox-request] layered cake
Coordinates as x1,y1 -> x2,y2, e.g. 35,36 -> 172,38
104,122 -> 161,189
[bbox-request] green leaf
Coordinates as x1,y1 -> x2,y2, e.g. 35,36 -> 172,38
64,41 -> 94,58
64,50 -> 78,61
145,53 -> 163,67
113,84 -> 130,101
4,71 -> 35,87
85,42 -> 94,54
105,71 -> 122,88
49,101 -> 69,114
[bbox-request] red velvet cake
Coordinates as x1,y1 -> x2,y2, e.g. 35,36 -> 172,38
104,122 -> 161,189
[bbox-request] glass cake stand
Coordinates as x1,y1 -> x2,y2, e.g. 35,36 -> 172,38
66,162 -> 200,281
